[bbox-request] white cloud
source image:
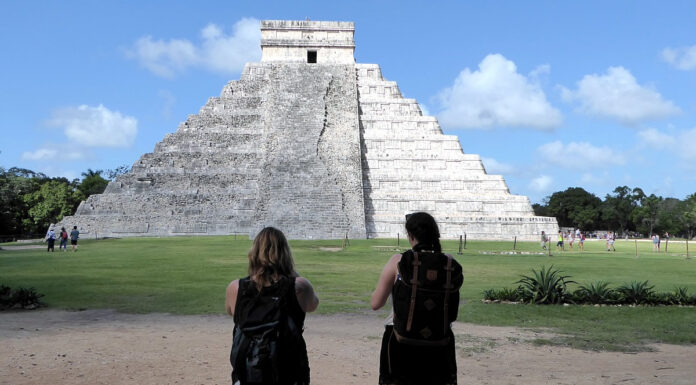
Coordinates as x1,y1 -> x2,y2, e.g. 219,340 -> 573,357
481,157 -> 515,175
537,140 -> 625,169
636,127 -> 696,162
662,45 -> 696,70
128,18 -> 261,78
21,147 -> 86,161
561,66 -> 680,125
637,128 -> 677,150
47,104 -> 137,148
528,175 -> 552,192
436,54 -> 562,130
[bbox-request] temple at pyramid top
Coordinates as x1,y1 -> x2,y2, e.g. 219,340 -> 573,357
55,20 -> 558,240
260,20 -> 356,64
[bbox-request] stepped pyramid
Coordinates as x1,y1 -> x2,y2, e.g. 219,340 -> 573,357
57,20 -> 558,240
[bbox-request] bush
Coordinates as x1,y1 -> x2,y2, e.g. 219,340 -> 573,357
616,281 -> 655,305
572,281 -> 619,305
483,287 -> 524,302
0,284 -> 44,310
516,265 -> 575,305
665,287 -> 691,306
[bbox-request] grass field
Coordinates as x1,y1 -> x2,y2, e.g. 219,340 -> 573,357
2,236 -> 695,351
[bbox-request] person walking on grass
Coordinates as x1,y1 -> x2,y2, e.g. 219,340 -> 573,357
371,212 -> 463,385
226,227 -> 319,385
556,231 -> 564,251
70,226 -> 80,252
58,227 -> 68,251
45,227 -> 56,252
541,230 -> 547,250
579,232 -> 585,252
607,232 -> 616,252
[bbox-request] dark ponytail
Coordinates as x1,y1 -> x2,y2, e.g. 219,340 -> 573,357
405,212 -> 441,252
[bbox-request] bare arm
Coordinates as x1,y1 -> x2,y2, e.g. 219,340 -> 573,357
370,254 -> 401,311
225,279 -> 239,316
295,276 -> 319,313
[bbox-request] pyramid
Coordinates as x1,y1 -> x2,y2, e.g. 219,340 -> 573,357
57,20 -> 558,240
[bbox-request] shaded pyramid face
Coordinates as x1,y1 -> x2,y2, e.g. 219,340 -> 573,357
57,20 -> 558,240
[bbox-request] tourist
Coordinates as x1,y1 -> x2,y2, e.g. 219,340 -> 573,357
568,230 -> 574,250
45,227 -> 56,252
70,226 -> 80,252
371,212 -> 463,385
607,232 -> 616,252
556,231 -> 564,251
579,232 -> 585,252
225,227 -> 318,385
652,233 -> 659,252
58,227 -> 68,251
540,230 -> 547,250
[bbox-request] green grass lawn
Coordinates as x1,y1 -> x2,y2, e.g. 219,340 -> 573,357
1,236 -> 695,351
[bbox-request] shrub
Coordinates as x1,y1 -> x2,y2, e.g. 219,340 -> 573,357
483,287 -> 524,302
0,285 -> 44,310
516,266 -> 575,305
616,281 -> 655,305
572,281 -> 619,305
665,287 -> 691,306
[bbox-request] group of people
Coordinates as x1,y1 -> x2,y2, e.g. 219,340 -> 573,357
652,232 -> 670,252
44,226 -> 80,252
540,229 -> 585,252
225,212 -> 463,385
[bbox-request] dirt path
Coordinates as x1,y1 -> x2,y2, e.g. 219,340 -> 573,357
1,309 -> 694,384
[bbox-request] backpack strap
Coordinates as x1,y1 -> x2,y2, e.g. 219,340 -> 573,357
406,251 -> 420,332
443,254 -> 453,332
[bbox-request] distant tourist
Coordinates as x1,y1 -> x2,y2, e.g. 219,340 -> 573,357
607,232 -> 616,252
540,231 -> 547,250
58,227 -> 68,251
371,212 -> 463,385
568,231 -> 574,250
70,226 -> 80,252
652,233 -> 659,252
45,227 -> 56,252
579,232 -> 585,252
225,227 -> 318,385
556,231 -> 564,251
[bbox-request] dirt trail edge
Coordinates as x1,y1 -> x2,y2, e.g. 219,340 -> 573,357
1,309 -> 693,385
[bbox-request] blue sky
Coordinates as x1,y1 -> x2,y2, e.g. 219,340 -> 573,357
2,1 -> 695,204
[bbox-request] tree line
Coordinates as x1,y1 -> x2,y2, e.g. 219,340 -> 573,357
0,166 -> 129,239
533,186 -> 696,239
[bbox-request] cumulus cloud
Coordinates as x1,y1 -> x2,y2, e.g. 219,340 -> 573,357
128,18 -> 261,77
528,175 -> 552,192
662,45 -> 696,70
21,148 -> 86,161
481,157 -> 515,175
637,128 -> 677,150
436,54 -> 562,130
561,66 -> 680,125
636,127 -> 696,163
47,104 -> 137,148
537,140 -> 625,169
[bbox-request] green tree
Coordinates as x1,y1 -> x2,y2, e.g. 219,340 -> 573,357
106,165 -> 131,181
77,169 -> 109,199
633,194 -> 662,237
0,167 -> 47,236
22,180 -> 81,234
602,186 -> 645,235
657,198 -> 685,236
544,187 -> 602,229
682,194 -> 696,239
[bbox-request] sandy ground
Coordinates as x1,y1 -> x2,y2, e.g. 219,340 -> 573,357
1,309 -> 694,385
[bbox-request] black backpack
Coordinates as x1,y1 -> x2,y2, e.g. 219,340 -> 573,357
392,250 -> 463,346
230,277 -> 306,385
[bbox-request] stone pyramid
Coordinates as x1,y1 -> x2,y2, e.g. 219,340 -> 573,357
57,20 -> 558,240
